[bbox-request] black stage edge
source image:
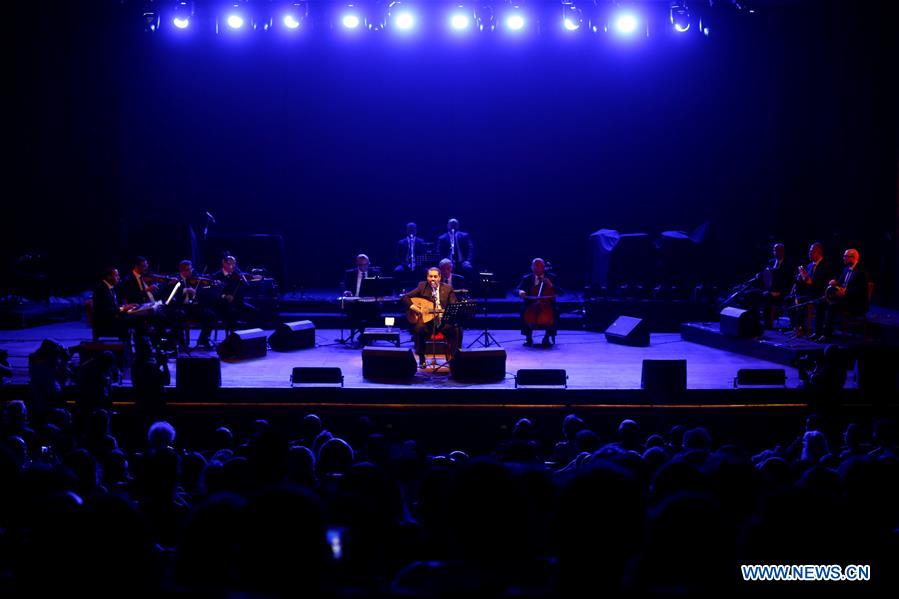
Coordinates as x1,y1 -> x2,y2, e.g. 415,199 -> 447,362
681,321 -> 825,366
2,382 -> 888,408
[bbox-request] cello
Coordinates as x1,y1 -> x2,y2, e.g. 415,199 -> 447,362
522,275 -> 557,329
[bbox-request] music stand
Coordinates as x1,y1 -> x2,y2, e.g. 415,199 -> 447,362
427,301 -> 478,372
467,272 -> 501,348
359,276 -> 395,298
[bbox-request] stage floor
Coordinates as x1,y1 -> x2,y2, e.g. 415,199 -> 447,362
0,321 -> 845,391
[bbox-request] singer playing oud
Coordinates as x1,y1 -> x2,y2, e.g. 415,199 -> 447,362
402,267 -> 459,368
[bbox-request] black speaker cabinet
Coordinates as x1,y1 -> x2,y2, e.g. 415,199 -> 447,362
515,369 -> 568,387
217,328 -> 268,361
176,356 -> 221,395
362,347 -> 417,380
735,368 -> 786,387
290,367 -> 343,387
450,347 -> 507,382
604,315 -> 650,346
641,359 -> 687,395
719,306 -> 761,338
269,320 -> 316,352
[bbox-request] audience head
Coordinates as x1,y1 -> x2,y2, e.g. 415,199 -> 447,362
147,421 -> 176,451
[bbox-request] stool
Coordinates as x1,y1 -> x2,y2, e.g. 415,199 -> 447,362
426,331 -> 451,362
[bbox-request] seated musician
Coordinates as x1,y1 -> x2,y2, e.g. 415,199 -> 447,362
164,260 -> 216,349
402,267 -> 459,368
818,248 -> 869,342
394,222 -> 428,274
116,256 -> 159,352
91,266 -> 130,340
341,254 -> 379,341
211,254 -> 249,334
518,258 -> 559,347
788,241 -> 829,336
438,258 -> 464,290
760,243 -> 792,328
343,254 -> 371,297
119,256 -> 159,305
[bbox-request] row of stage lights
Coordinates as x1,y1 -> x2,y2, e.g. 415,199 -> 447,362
139,1 -> 757,39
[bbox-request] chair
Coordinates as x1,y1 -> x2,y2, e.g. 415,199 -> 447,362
425,331 -> 452,363
839,281 -> 875,341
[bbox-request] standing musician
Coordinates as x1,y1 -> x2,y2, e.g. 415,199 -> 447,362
437,218 -> 474,272
163,260 -> 217,349
402,267 -> 459,368
119,256 -> 160,305
395,222 -> 428,274
518,258 -> 559,347
818,248 -> 869,342
788,241 -> 829,336
760,243 -> 792,328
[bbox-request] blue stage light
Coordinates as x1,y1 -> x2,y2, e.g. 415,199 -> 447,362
614,13 -> 638,35
670,1 -> 691,32
342,13 -> 361,29
227,14 -> 245,29
171,0 -> 193,30
450,13 -> 471,31
562,3 -> 583,32
283,14 -> 301,29
506,14 -> 525,31
393,11 -> 415,30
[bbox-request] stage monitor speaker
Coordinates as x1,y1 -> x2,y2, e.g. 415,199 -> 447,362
176,356 -> 221,395
217,328 -> 268,361
735,368 -> 786,387
362,347 -> 417,381
450,347 -> 507,382
604,315 -> 650,347
269,320 -> 316,352
291,367 -> 343,387
515,369 -> 567,388
641,359 -> 687,395
720,306 -> 761,338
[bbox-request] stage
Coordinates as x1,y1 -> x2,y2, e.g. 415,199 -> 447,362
0,320 -> 856,393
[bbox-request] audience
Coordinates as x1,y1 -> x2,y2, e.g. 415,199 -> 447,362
0,397 -> 896,596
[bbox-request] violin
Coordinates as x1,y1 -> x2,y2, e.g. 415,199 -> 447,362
522,275 -> 556,328
143,272 -> 179,284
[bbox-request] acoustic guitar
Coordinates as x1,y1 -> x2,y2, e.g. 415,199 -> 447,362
407,297 -> 445,325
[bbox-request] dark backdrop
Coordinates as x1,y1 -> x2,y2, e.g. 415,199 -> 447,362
6,1 -> 898,301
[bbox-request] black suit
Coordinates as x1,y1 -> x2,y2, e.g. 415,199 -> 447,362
119,272 -> 155,305
91,281 -> 124,339
395,236 -> 429,272
795,260 -> 830,299
821,264 -> 870,337
789,259 -> 830,334
518,274 -> 560,340
765,259 -> 792,296
402,282 -> 459,361
341,268 -> 378,340
162,276 -> 215,345
210,270 -> 248,333
443,273 -> 465,290
342,268 -> 368,297
437,231 -> 474,265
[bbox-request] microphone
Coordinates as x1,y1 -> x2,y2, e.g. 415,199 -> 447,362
205,211 -> 216,224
